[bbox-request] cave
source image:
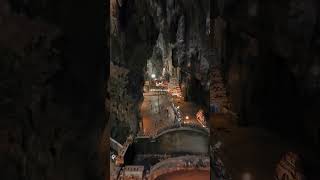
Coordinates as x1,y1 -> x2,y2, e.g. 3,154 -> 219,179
1,0 -> 320,180
110,0 -> 210,179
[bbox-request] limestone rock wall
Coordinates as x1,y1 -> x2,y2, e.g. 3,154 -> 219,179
150,0 -> 211,106
0,0 -> 108,179
110,0 -> 212,140
110,0 -> 158,140
214,0 -> 320,144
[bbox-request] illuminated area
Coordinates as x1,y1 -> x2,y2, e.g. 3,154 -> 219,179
110,0 -> 210,179
151,74 -> 156,79
110,0 -> 320,179
1,0 -> 320,180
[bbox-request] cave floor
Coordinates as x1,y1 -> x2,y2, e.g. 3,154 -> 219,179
210,114 -> 320,180
170,95 -> 204,125
141,90 -> 203,136
141,91 -> 176,136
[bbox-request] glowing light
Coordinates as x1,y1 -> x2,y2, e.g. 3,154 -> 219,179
151,74 -> 156,79
242,172 -> 252,180
185,116 -> 189,120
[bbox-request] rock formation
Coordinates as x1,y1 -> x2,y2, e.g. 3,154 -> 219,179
110,0 -> 211,144
0,0 -> 109,179
212,0 -> 320,144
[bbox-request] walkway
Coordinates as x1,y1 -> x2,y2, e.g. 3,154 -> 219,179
141,81 -> 206,137
141,91 -> 176,136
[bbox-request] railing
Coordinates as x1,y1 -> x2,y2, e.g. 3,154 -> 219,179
110,138 -> 123,152
114,135 -> 134,166
153,123 -> 209,139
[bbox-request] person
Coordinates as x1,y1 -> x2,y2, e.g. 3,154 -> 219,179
166,108 -> 169,117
